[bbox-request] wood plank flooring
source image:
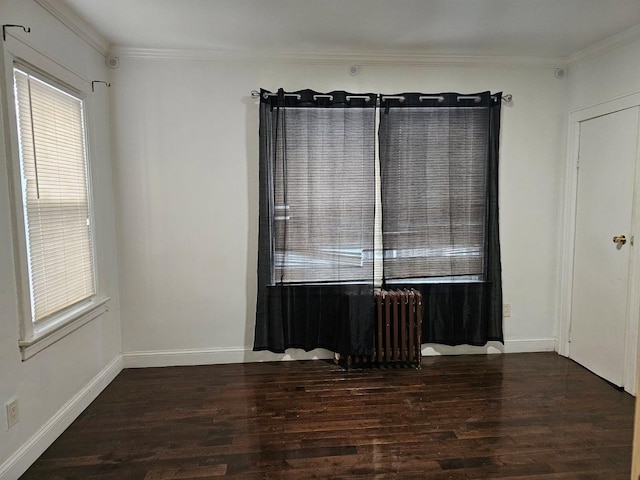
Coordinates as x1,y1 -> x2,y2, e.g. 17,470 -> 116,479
20,353 -> 635,479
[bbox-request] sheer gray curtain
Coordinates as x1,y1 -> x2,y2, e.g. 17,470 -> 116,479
255,89 -> 503,354
379,92 -> 503,346
254,89 -> 377,355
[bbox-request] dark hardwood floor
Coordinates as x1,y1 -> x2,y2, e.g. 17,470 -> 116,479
20,353 -> 635,479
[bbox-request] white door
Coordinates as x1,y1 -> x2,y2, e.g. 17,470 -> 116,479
570,106 -> 639,387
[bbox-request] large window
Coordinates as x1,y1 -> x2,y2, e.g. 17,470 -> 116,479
12,66 -> 96,324
255,89 -> 503,354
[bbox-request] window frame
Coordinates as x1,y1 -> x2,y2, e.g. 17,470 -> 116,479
264,100 -> 491,288
268,105 -> 377,286
2,38 -> 108,359
378,105 -> 491,283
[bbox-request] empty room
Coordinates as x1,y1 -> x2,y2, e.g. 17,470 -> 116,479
2,0 -> 640,478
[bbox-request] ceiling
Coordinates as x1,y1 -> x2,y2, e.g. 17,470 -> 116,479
59,0 -> 640,58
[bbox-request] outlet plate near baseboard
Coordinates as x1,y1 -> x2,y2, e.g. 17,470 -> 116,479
6,398 -> 19,429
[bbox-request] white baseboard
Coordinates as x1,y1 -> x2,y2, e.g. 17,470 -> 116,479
123,338 -> 557,368
422,338 -> 557,356
0,355 -> 123,480
504,338 -> 557,353
122,347 -> 335,368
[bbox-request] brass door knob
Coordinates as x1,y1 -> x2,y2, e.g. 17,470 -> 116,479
613,235 -> 627,245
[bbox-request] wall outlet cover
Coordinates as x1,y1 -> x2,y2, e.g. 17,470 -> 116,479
6,398 -> 19,429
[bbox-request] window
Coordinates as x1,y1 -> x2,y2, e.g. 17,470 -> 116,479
263,93 -> 492,286
12,66 -> 96,325
271,106 -> 376,284
379,106 -> 489,283
255,89 -> 503,354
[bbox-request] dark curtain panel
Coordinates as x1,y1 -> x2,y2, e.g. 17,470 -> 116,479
254,89 -> 377,355
379,92 -> 503,346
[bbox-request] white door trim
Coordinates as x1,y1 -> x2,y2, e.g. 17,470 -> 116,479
558,91 -> 640,395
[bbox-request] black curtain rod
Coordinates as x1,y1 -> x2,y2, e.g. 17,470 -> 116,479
250,90 -> 513,103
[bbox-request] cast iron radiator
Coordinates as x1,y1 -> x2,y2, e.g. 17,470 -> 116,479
345,289 -> 422,369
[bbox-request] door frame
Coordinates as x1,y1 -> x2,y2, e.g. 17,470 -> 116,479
558,92 -> 640,395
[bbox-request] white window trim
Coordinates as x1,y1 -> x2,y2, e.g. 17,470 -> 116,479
18,297 -> 110,360
2,36 -> 109,359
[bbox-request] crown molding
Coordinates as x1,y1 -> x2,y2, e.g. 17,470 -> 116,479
28,1 -> 640,69
568,23 -> 640,65
109,46 -> 567,69
34,0 -> 110,56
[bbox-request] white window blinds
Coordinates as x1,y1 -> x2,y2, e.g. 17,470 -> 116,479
13,68 -> 96,323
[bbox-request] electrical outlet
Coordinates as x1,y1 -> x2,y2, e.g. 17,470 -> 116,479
6,398 -> 19,429
503,304 -> 511,317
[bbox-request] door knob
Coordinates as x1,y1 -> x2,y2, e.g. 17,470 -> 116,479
613,235 -> 627,246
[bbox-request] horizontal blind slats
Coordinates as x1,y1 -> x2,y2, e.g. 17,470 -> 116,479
271,107 -> 376,284
13,68 -> 96,323
380,107 -> 489,280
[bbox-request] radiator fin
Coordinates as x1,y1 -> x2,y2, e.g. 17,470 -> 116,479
347,289 -> 422,369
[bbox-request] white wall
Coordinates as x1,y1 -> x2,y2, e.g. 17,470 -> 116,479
111,55 -> 568,366
0,1 -> 121,477
568,37 -> 640,111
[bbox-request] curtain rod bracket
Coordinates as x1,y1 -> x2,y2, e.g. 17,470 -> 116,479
3,24 -> 30,41
91,80 -> 111,93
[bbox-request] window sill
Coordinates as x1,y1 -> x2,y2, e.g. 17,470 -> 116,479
18,297 -> 110,360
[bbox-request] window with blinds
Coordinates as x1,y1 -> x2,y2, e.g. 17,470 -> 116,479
379,107 -> 489,282
270,107 -> 376,284
260,91 -> 497,289
13,67 -> 96,323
